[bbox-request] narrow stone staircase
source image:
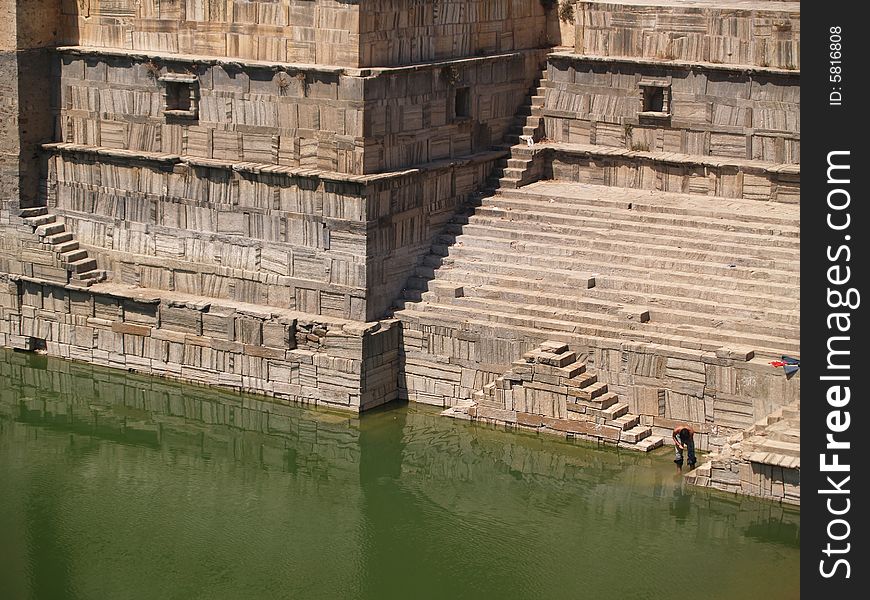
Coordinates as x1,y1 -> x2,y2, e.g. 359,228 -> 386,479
485,67 -> 548,190
444,341 -> 664,451
19,207 -> 107,286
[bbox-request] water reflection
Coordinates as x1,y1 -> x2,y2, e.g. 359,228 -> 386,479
0,349 -> 800,600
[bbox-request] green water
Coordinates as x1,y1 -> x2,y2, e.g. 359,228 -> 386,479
0,349 -> 799,600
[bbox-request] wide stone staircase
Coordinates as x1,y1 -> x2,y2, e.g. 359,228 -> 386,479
396,180 -> 800,362
445,340 -> 665,451
18,207 -> 107,286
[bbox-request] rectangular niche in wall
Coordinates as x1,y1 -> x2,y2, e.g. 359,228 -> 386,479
638,79 -> 671,121
454,87 -> 471,120
159,73 -> 199,119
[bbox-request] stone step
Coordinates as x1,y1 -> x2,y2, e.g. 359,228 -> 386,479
417,262 -> 596,290
472,205 -> 800,250
442,227 -> 798,281
601,402 -> 630,420
420,255 -> 799,328
609,413 -> 640,431
77,270 -> 107,285
60,248 -> 89,263
451,289 -> 799,340
751,438 -> 801,459
569,380 -> 608,401
425,294 -> 800,353
570,371 -> 597,387
497,178 -> 520,189
486,193 -> 800,238
53,240 -> 79,254
451,217 -> 799,265
497,186 -> 800,229
427,260 -> 798,312
26,214 -> 57,228
635,435 -> 664,451
581,391 -> 619,410
441,241 -> 799,293
399,303 -> 792,364
35,222 -> 65,237
621,425 -> 652,444
19,207 -> 48,218
507,158 -> 533,169
44,232 -> 73,245
68,257 -> 97,274
501,167 -> 526,179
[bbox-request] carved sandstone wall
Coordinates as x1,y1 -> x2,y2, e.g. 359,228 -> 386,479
542,55 -> 799,165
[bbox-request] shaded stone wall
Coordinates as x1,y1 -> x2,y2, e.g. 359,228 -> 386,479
542,55 -> 800,164
574,1 -> 800,70
0,0 -> 62,209
362,51 -> 545,172
0,274 -> 400,412
59,0 -> 362,66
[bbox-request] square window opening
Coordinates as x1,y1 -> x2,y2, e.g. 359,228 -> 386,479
643,87 -> 664,113
166,82 -> 192,112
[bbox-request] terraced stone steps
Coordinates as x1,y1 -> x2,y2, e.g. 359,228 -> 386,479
412,258 -> 797,311
427,240 -> 798,296
497,185 -> 800,228
437,218 -> 799,266
394,181 -> 799,365
415,293 -> 798,349
19,207 -> 107,286
480,196 -> 800,241
432,282 -> 799,330
403,297 -> 799,357
468,205 -> 799,251
445,341 -> 665,452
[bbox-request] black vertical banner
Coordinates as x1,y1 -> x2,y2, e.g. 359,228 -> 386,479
803,3 -> 866,596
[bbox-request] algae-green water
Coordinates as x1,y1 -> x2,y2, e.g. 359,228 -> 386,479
0,349 -> 799,600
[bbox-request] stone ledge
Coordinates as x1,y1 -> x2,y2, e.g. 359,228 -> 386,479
549,50 -> 800,76
517,142 -> 800,177
42,142 -> 508,186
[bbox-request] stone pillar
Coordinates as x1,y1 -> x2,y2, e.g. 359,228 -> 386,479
0,0 -> 60,213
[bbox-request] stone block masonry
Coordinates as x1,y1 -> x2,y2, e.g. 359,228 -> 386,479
0,274 -> 400,413
542,54 -> 799,165
574,1 -> 800,71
